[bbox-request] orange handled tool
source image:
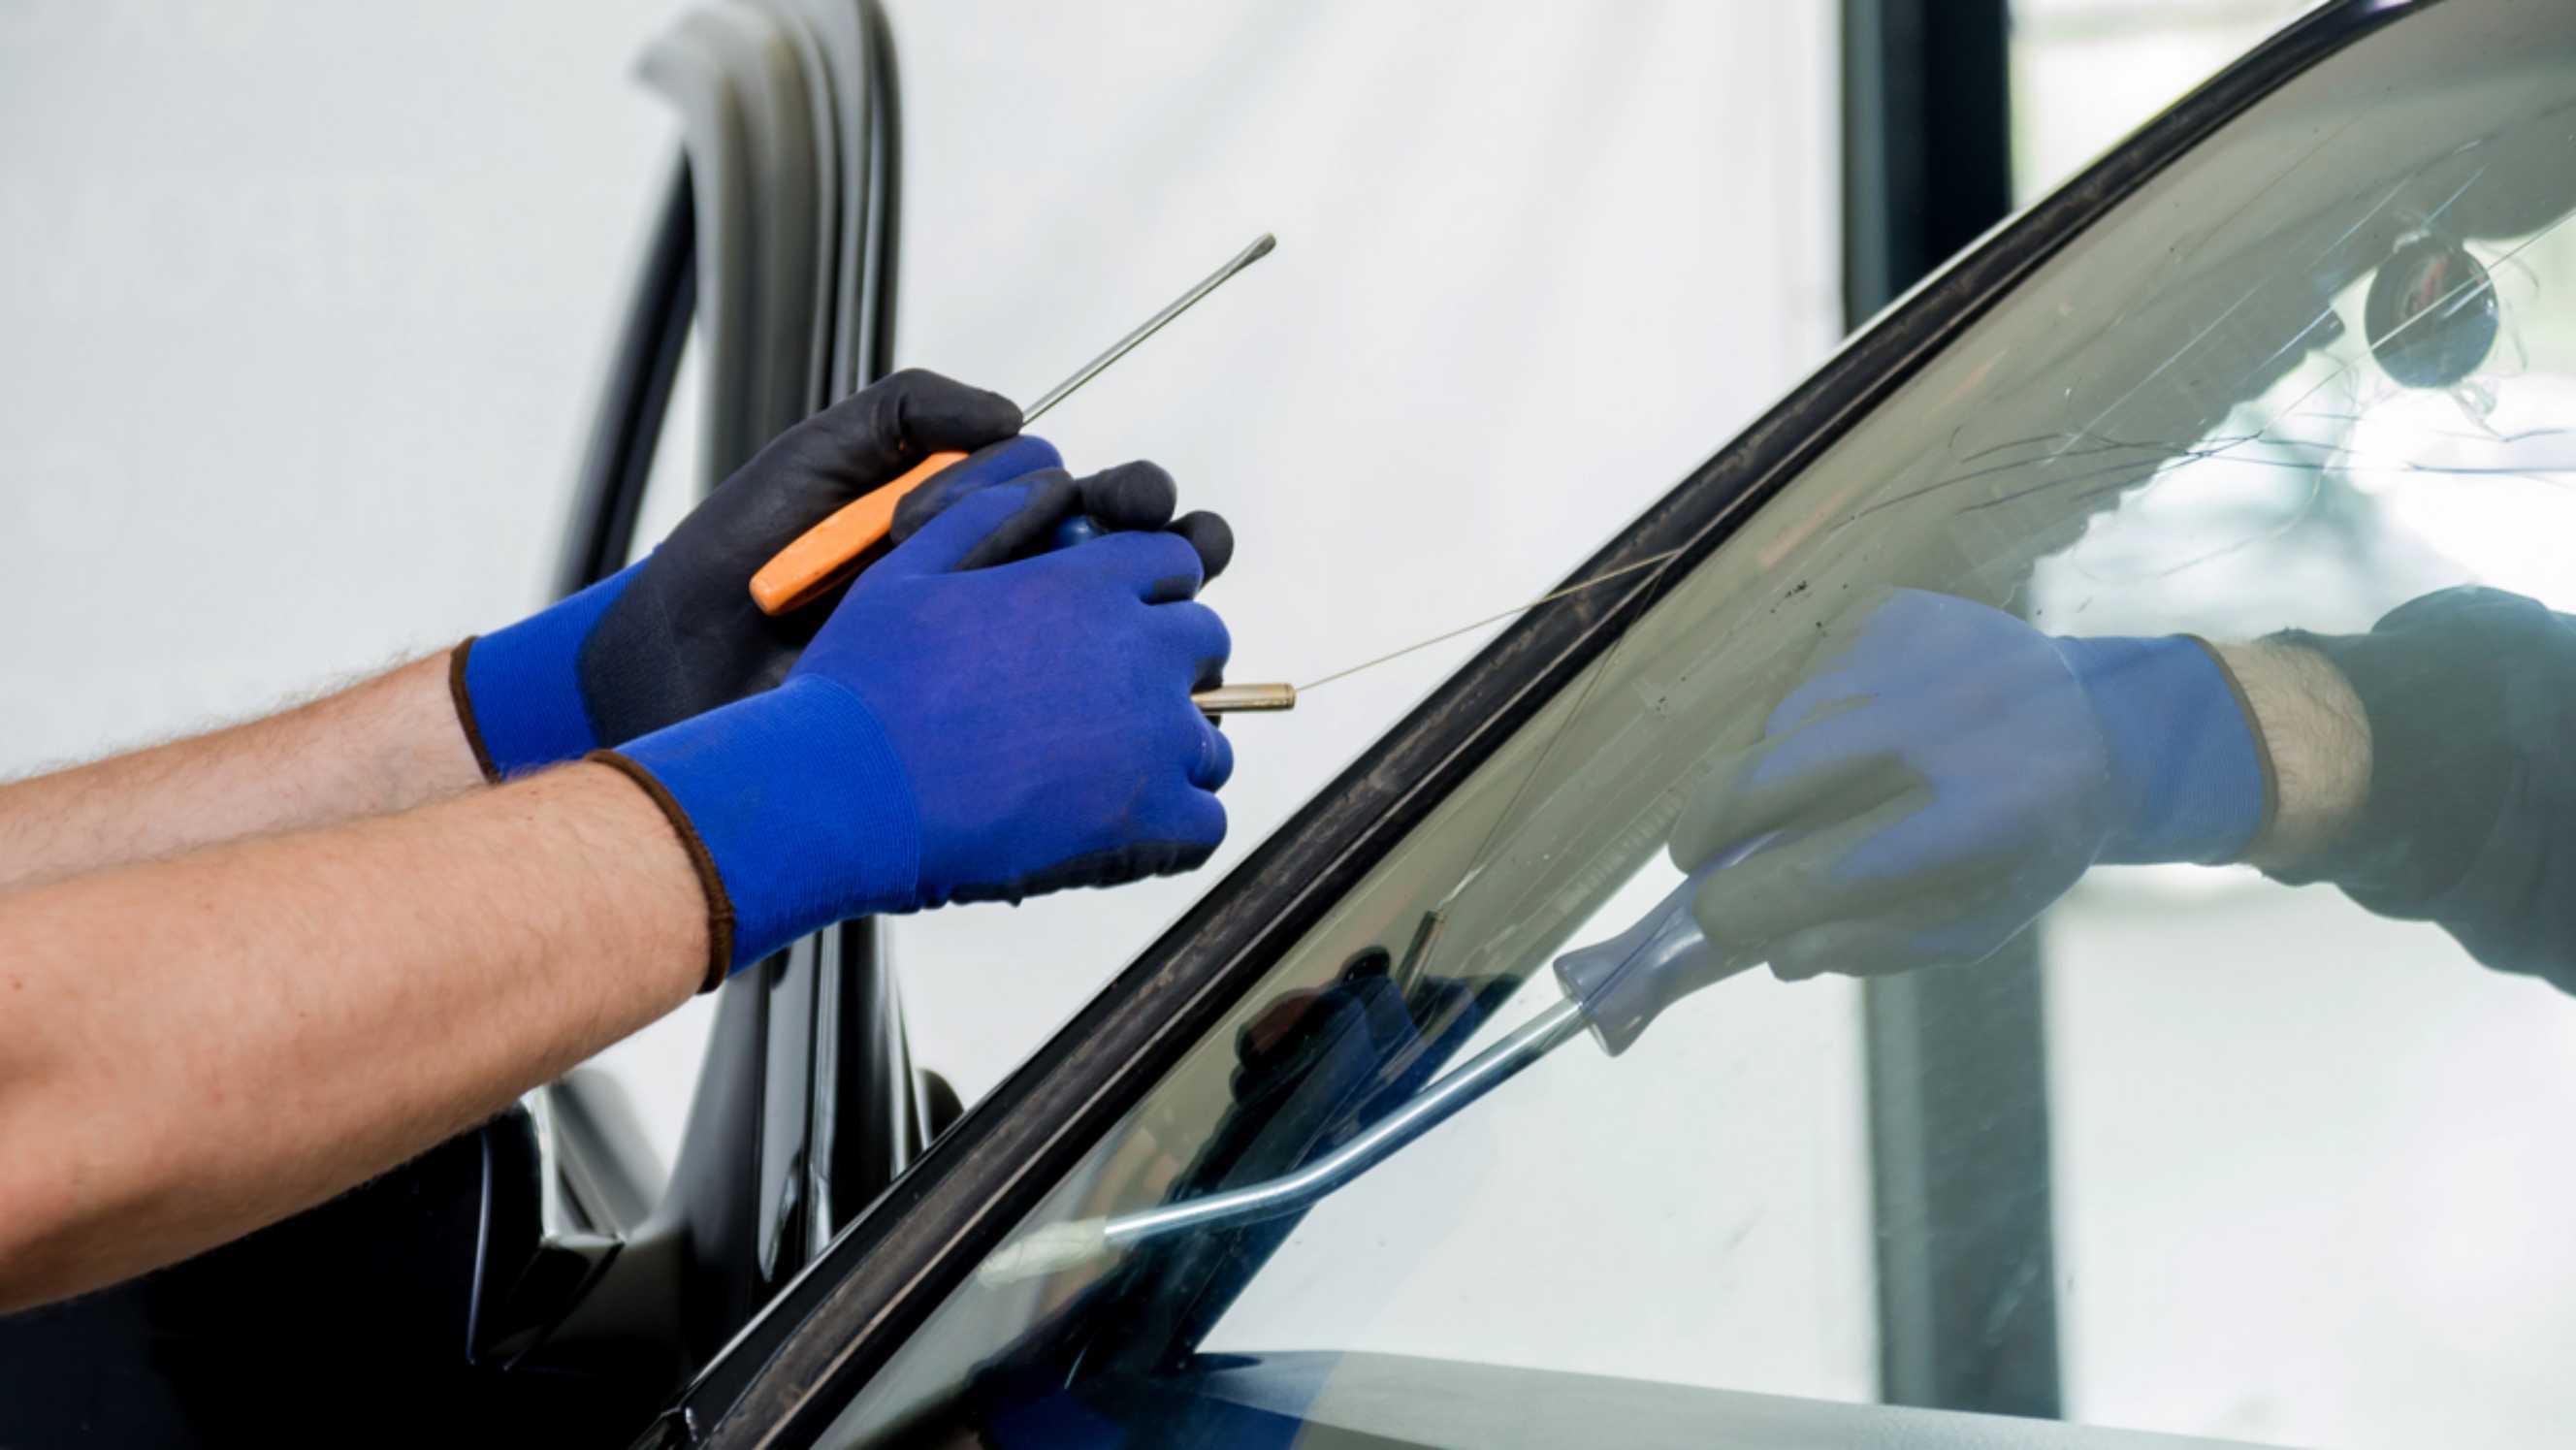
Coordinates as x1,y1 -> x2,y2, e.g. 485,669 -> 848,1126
749,233 -> 1275,617
749,449 -> 970,614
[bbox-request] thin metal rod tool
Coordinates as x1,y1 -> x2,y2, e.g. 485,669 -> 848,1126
1296,547 -> 1688,694
749,233 -> 1276,616
1200,545 -> 1692,717
1021,233 -> 1276,426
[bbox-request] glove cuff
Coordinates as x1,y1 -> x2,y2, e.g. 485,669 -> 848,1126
2054,632 -> 2270,865
588,750 -> 739,993
448,639 -> 501,782
456,566 -> 637,780
605,675 -> 922,979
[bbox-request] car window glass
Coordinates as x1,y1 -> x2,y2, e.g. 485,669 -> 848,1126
822,5 -> 2576,1446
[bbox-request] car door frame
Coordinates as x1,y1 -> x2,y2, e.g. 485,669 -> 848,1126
537,0 -> 924,1393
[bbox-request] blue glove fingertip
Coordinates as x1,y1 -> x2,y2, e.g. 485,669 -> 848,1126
1194,722 -> 1235,791
889,435 -> 1063,544
882,481 -> 1041,577
942,433 -> 1062,495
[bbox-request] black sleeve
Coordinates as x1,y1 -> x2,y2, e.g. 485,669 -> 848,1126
2267,587 -> 2576,993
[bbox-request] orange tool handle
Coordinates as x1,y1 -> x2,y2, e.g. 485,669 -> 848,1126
749,450 -> 968,615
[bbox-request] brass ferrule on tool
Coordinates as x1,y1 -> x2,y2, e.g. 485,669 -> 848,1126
1190,683 -> 1297,714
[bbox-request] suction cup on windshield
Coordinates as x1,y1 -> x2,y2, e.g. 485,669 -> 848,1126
2366,233 -> 2499,388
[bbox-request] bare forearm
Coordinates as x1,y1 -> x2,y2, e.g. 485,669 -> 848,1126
2214,638 -> 2372,869
0,762 -> 704,1310
0,653 -> 484,891
2233,590 -> 2576,984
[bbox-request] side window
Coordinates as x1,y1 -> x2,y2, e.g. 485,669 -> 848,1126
825,7 -> 2576,1446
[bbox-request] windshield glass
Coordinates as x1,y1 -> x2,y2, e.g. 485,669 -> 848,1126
827,4 -> 2576,1445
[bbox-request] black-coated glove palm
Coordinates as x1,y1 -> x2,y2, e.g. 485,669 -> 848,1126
577,369 -> 1024,743
453,368 -> 1240,779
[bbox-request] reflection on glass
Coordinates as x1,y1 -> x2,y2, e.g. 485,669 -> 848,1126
829,5 -> 2576,1446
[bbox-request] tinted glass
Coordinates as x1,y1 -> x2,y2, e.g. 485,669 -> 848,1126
825,4 -> 2576,1445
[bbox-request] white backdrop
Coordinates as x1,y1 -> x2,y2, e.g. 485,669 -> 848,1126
0,2 -> 687,756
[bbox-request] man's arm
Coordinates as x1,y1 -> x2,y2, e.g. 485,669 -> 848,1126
1669,585 -> 2576,986
0,371 -> 1037,895
0,473 -> 1234,1314
2210,636 -> 2372,870
2253,587 -> 2576,988
0,762 -> 703,1312
0,655 -> 482,892
0,370 -> 1232,896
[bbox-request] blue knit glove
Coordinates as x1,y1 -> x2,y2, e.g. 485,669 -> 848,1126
452,371 -> 1036,778
598,481 -> 1234,985
890,453 -> 1236,581
451,564 -> 641,778
1670,588 -> 2271,981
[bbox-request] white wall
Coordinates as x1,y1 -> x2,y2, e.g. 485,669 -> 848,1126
0,1 -> 690,762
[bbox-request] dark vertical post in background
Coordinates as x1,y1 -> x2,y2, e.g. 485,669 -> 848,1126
1862,952 -> 2061,1416
1840,0 -> 2063,1421
1842,0 -> 2015,318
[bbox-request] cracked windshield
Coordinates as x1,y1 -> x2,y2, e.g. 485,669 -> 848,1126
835,7 -> 2576,1448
